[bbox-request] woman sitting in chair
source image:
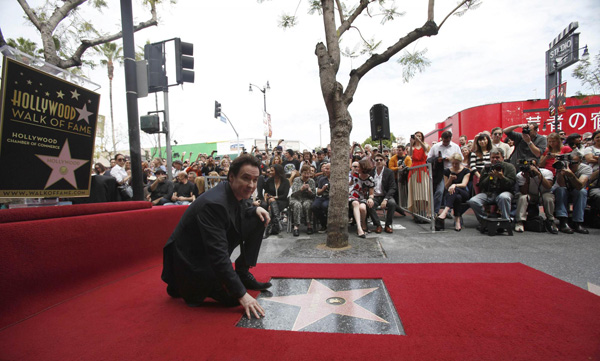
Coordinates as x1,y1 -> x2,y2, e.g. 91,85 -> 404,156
348,159 -> 375,238
435,152 -> 471,231
289,165 -> 316,236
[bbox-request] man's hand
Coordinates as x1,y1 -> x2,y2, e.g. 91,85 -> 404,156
522,133 -> 532,143
381,199 -> 387,208
239,293 -> 265,319
367,198 -> 375,208
256,207 -> 271,226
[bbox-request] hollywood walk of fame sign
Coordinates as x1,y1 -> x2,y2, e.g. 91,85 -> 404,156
0,56 -> 100,198
237,278 -> 405,335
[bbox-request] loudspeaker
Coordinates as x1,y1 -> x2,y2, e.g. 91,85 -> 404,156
370,104 -> 390,141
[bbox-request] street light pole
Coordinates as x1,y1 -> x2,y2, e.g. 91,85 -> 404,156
249,81 -> 270,151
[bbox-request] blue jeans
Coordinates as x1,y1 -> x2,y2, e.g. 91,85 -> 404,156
553,187 -> 587,222
433,180 -> 445,213
467,191 -> 513,221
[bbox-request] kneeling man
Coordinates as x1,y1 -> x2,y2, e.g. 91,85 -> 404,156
161,154 -> 271,319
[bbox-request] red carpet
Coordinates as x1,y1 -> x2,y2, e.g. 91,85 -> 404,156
1,263 -> 599,360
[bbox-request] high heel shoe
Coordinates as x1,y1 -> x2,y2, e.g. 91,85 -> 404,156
357,228 -> 366,238
454,217 -> 463,232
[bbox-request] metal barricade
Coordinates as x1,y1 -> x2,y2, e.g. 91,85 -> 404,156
396,163 -> 436,231
204,176 -> 227,190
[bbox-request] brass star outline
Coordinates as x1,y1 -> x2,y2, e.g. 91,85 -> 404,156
262,279 -> 389,331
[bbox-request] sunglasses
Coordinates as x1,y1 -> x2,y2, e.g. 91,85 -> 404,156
493,133 -> 502,136
117,158 -> 125,161
375,159 -> 385,162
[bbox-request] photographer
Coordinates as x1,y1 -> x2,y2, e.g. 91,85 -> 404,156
467,148 -> 516,231
553,153 -> 591,234
503,123 -> 547,167
514,159 -> 558,233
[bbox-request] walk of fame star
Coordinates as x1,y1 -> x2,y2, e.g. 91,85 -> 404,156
36,139 -> 88,189
263,279 -> 389,331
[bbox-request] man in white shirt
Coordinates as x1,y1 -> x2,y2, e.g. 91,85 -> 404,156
110,153 -> 132,200
368,153 -> 397,233
514,159 -> 558,233
491,127 -> 511,161
427,131 -> 462,213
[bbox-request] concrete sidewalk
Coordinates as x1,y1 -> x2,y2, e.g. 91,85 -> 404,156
245,212 -> 600,294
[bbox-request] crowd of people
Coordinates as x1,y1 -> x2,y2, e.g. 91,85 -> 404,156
94,125 -> 599,236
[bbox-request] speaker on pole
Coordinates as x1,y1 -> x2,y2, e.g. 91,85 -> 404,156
370,104 -> 390,141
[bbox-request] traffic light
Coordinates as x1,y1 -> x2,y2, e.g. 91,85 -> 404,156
144,43 -> 167,93
214,101 -> 221,118
174,38 -> 194,84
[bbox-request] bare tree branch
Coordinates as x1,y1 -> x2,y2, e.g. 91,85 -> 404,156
16,0 -> 44,31
344,20 -> 438,104
438,0 -> 469,30
59,16 -> 158,68
335,0 -> 344,23
337,0 -> 370,38
427,0 -> 434,21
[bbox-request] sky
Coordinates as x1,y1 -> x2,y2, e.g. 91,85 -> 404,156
1,0 -> 599,152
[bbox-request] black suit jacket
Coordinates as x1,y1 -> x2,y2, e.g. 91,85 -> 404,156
161,182 -> 258,299
370,167 -> 397,200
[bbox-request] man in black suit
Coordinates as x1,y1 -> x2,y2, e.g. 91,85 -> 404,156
369,153 -> 398,233
161,154 -> 271,319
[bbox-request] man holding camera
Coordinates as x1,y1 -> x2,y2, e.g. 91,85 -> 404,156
514,159 -> 558,233
553,153 -> 591,234
503,123 -> 547,166
467,148 -> 516,230
427,131 -> 462,213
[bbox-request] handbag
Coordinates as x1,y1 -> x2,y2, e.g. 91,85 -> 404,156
524,215 -> 546,233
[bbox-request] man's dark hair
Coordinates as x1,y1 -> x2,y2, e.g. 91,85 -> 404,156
441,130 -> 452,139
228,154 -> 260,182
397,145 -> 405,151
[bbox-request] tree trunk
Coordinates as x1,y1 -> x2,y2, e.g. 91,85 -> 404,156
325,103 -> 352,248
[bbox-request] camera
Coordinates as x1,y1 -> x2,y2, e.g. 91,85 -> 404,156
518,159 -> 533,174
552,154 -> 571,170
411,134 -> 415,140
522,126 -> 531,135
484,162 -> 502,172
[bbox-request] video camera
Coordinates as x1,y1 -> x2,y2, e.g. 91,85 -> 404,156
484,162 -> 502,173
552,154 -> 571,170
522,126 -> 531,135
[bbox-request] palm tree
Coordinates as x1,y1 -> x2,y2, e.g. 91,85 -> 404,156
96,42 -> 123,155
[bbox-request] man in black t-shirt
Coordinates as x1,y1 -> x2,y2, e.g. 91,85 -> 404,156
165,172 -> 196,205
282,149 -> 300,177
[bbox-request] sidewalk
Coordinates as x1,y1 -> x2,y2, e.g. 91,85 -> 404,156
247,212 -> 600,294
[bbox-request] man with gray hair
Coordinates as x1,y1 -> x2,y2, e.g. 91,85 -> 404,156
467,147 -> 516,232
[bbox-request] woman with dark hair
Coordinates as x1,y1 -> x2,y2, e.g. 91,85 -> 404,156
407,131 -> 430,221
348,159 -> 375,238
470,133 -> 492,178
93,162 -> 107,175
263,164 -> 290,236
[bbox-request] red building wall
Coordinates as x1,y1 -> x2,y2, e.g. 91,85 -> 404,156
425,95 -> 600,144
